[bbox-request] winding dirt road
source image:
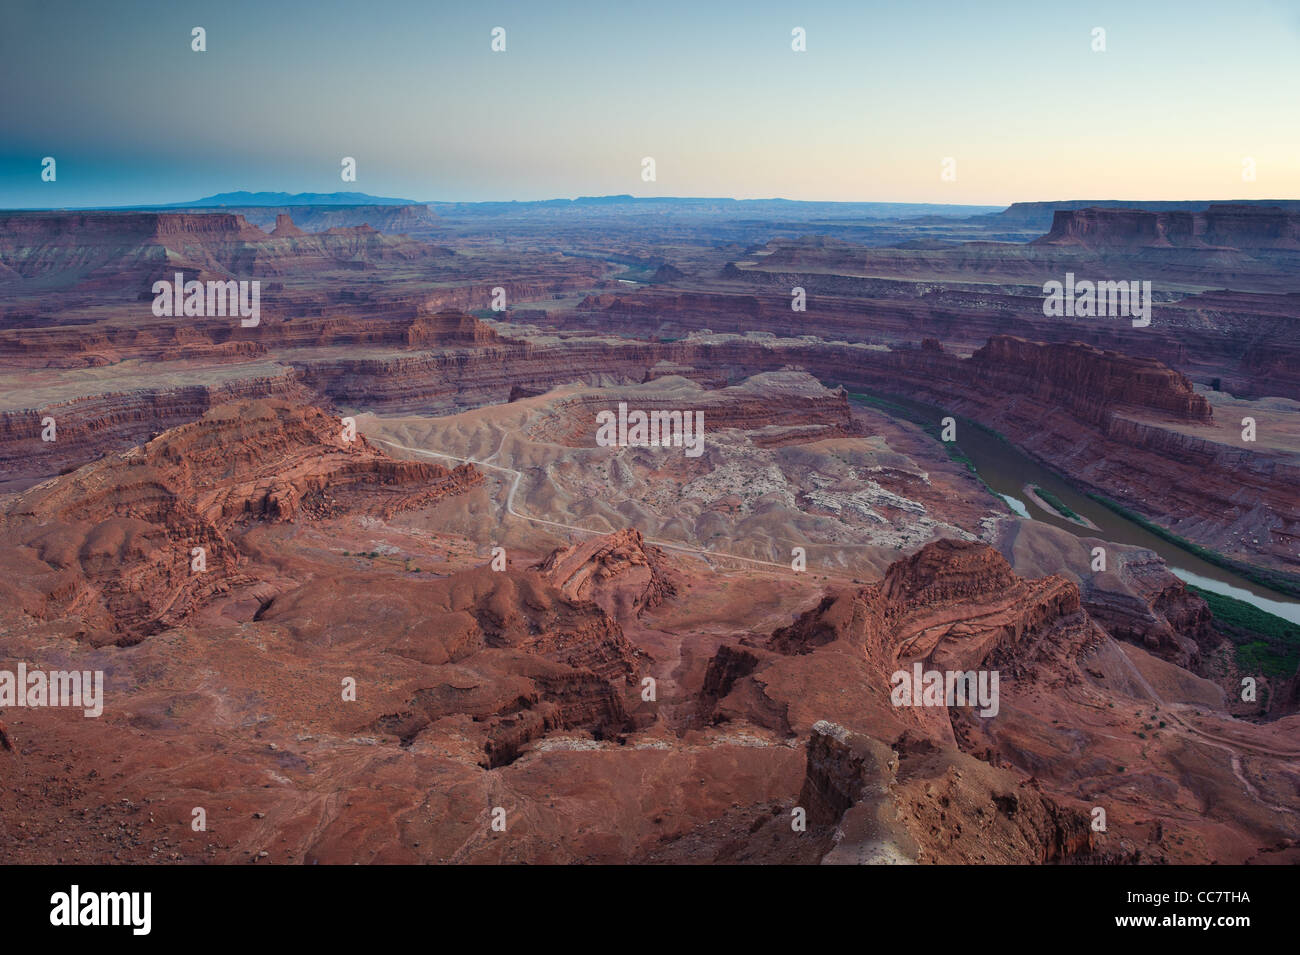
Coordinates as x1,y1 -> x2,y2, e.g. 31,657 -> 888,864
375,435 -> 815,573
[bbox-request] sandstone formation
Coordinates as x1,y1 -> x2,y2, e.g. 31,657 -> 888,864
529,370 -> 859,449
0,398 -> 481,642
969,336 -> 1212,425
797,720 -> 1094,865
1080,548 -> 1216,670
535,528 -> 677,621
0,368 -> 306,490
259,565 -> 643,768
270,214 -> 306,238
701,539 -> 1296,863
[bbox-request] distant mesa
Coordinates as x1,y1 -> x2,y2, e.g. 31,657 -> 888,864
184,203 -> 440,236
1033,204 -> 1300,251
150,193 -> 440,235
990,198 -> 1300,233
0,209 -> 440,294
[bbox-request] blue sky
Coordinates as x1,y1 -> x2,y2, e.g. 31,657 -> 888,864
2,0 -> 1298,207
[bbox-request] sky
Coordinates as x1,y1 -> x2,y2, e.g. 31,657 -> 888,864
2,0 -> 1298,208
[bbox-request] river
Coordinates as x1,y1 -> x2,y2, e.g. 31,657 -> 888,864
849,393 -> 1300,625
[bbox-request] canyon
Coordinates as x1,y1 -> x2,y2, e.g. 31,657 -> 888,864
1,199 -> 1297,865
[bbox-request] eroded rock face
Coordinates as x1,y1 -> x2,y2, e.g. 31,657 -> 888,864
259,565 -> 645,768
796,720 -> 1097,865
798,720 -> 918,864
707,540 -> 1098,763
528,370 -> 859,449
1081,550 -> 1215,670
0,398 -> 481,642
293,323 -> 1297,573
880,536 -> 1022,606
767,539 -> 1091,681
406,310 -> 503,348
534,528 -> 677,622
971,336 -> 1213,426
0,399 -> 646,784
699,540 -> 1195,862
0,370 -> 307,490
0,210 -> 439,293
10,290 -> 1288,575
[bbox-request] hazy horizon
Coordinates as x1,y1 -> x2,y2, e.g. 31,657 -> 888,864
3,193 -> 1006,212
11,189 -> 1300,214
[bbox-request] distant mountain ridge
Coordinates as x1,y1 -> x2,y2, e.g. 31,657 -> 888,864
421,196 -> 1002,219
150,192 -> 1000,219
168,191 -> 419,207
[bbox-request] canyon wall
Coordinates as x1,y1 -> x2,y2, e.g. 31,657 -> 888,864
1036,204 -> 1300,250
